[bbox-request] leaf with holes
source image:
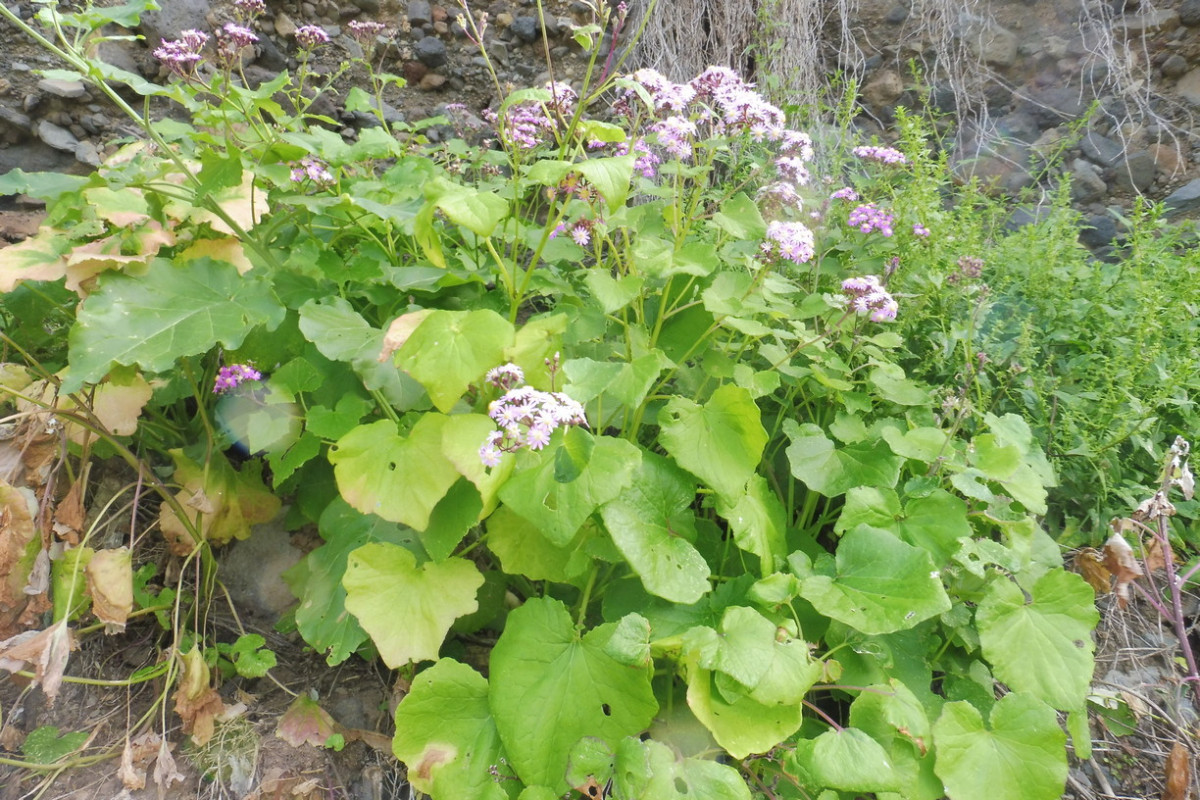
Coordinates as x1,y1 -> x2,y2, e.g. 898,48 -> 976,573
488,598 -> 657,794
393,659 -> 507,800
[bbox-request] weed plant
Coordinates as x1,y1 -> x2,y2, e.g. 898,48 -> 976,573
0,0 -> 1196,798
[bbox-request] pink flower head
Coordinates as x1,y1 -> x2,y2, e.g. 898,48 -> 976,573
221,23 -> 258,48
214,363 -> 263,394
912,222 -> 931,237
234,0 -> 267,20
852,144 -> 907,165
295,25 -> 331,49
651,116 -> 698,160
830,186 -> 859,201
780,130 -> 815,161
347,20 -> 388,42
486,363 -> 525,390
842,275 -> 897,322
762,220 -> 816,264
290,155 -> 335,186
847,203 -> 894,237
153,30 -> 209,75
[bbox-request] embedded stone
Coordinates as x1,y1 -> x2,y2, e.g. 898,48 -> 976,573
37,78 -> 87,99
36,120 -> 79,152
414,35 -> 447,67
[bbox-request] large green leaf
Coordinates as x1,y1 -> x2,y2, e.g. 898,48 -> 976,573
835,487 -> 970,566
440,413 -> 514,516
64,257 -> 284,391
298,297 -> 425,409
433,183 -> 510,237
799,525 -> 950,635
600,454 -> 710,603
714,475 -> 787,573
685,606 -> 820,705
499,431 -> 641,546
329,416 -> 459,530
933,693 -> 1067,800
788,728 -> 901,794
567,736 -> 750,800
396,310 -> 515,412
575,156 -> 635,211
977,570 -> 1098,711
784,422 -> 901,497
342,542 -> 483,667
848,680 -> 941,800
282,499 -> 422,665
488,598 -> 657,793
686,664 -> 804,758
485,506 -> 593,584
392,659 -> 507,800
659,385 -> 767,500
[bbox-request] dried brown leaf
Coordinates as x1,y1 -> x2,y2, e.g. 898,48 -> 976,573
1177,462 -> 1194,501
275,694 -> 339,748
1102,532 -> 1143,608
172,646 -> 224,745
1162,741 -> 1191,800
53,477 -> 86,536
1143,536 -> 1174,574
1074,547 -> 1111,595
119,739 -> 146,790
0,620 -> 75,702
152,739 -> 185,789
86,547 -> 133,633
0,481 -> 41,636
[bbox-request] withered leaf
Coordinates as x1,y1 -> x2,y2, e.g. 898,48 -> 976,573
1102,532 -> 1143,608
1074,547 -> 1111,595
53,476 -> 86,538
1143,536 -> 1174,574
0,481 -> 42,637
275,694 -> 340,748
85,547 -> 133,633
152,738 -> 186,789
172,646 -> 224,745
379,309 -> 435,363
1162,741 -> 1191,800
0,620 -> 75,702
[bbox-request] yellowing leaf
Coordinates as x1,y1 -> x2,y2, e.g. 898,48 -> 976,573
86,547 -> 133,633
276,695 -> 340,748
1101,531 -> 1142,608
0,228 -> 68,291
173,645 -> 224,745
179,236 -> 254,275
158,451 -> 281,554
1073,547 -> 1110,595
379,309 -> 435,363
342,543 -> 483,668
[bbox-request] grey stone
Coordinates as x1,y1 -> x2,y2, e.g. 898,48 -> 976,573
1162,54 -> 1189,78
75,141 -> 101,167
885,4 -> 908,23
0,106 -> 33,133
414,35 -> 447,67
1005,204 -> 1052,231
138,0 -> 213,47
1163,178 -> 1200,214
1079,214 -> 1117,247
962,18 -> 1018,67
1120,9 -> 1179,34
219,518 -> 304,620
406,0 -> 431,26
1081,131 -> 1124,166
1022,86 -> 1087,126
862,70 -> 904,108
351,0 -> 379,11
36,120 -> 79,152
95,40 -> 142,75
1181,0 -> 1200,25
37,78 -> 88,99
994,111 -> 1040,143
1177,68 -> 1200,108
1113,150 -> 1155,192
0,141 -> 77,179
511,16 -> 539,43
1069,158 -> 1106,202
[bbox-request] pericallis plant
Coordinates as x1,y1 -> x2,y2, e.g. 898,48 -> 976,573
0,1 -> 1101,799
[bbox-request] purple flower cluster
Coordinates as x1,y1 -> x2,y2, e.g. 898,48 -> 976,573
153,29 -> 209,75
847,203 -> 894,236
614,137 -> 660,178
780,130 -> 815,161
842,276 -> 898,322
215,22 -> 257,65
761,220 -> 816,264
628,68 -> 696,112
491,81 -> 576,150
650,116 -> 698,160
290,156 -> 335,185
775,156 -> 810,185
757,182 -> 804,213
233,0 -> 266,20
830,186 -> 859,201
479,366 -> 588,467
912,222 -> 930,237
852,145 -> 907,165
214,364 -> 262,394
295,25 -> 330,49
347,19 -> 388,43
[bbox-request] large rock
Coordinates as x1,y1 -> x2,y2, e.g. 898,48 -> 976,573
1163,178 -> 1200,214
414,35 -> 447,68
1081,131 -> 1124,166
36,120 -> 79,153
1119,9 -> 1180,35
1112,150 -> 1156,193
138,0 -> 212,48
1069,158 -> 1106,202
1177,68 -> 1200,108
961,17 -> 1018,67
1021,86 -> 1087,126
1181,0 -> 1200,26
